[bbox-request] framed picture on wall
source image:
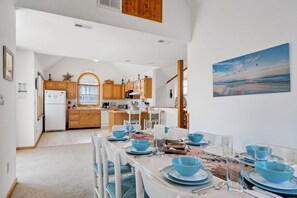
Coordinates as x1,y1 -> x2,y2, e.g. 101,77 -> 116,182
3,46 -> 14,81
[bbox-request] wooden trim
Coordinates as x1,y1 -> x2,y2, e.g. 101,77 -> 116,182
16,132 -> 43,150
166,67 -> 187,84
6,178 -> 17,198
77,72 -> 100,106
177,60 -> 184,128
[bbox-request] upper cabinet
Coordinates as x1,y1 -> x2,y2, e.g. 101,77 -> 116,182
113,84 -> 122,100
44,81 -> 77,99
101,83 -> 114,100
44,81 -> 67,90
122,0 -> 162,23
66,82 -> 77,99
140,78 -> 152,98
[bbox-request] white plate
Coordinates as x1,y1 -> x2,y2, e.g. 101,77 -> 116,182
130,147 -> 154,154
168,168 -> 208,182
250,171 -> 297,190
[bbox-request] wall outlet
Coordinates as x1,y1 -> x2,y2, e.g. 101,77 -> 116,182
7,162 -> 9,173
0,94 -> 4,105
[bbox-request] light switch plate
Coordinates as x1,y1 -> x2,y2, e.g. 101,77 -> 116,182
0,94 -> 4,105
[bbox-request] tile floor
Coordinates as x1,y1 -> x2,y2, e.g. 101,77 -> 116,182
37,126 -> 109,147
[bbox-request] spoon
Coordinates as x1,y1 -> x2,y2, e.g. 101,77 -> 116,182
192,181 -> 225,193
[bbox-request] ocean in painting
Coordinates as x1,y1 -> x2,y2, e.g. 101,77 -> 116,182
213,43 -> 291,97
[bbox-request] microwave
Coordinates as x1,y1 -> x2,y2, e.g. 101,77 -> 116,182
125,90 -> 133,99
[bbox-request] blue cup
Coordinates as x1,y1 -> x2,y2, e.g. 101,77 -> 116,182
246,145 -> 272,160
172,157 -> 202,177
188,133 -> 204,143
132,139 -> 150,151
112,130 -> 126,138
255,161 -> 294,183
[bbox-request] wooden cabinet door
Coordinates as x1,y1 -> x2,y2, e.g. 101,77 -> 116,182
66,82 -> 77,99
102,84 -> 114,99
121,84 -> 125,99
134,80 -> 140,91
113,84 -> 122,99
122,0 -> 162,23
55,81 -> 67,90
44,81 -> 57,90
142,78 -> 152,98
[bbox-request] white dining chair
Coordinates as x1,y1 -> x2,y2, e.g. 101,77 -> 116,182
135,167 -> 192,198
102,141 -> 136,198
92,133 -> 104,198
144,109 -> 161,130
124,109 -> 140,126
92,133 -> 132,198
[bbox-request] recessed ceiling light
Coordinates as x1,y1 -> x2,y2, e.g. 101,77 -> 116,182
158,40 -> 171,44
93,59 -> 99,62
125,60 -> 131,62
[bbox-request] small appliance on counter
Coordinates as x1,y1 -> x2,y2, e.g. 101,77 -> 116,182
102,102 -> 109,108
118,104 -> 128,109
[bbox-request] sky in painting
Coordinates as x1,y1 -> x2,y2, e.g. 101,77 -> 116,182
213,43 -> 290,83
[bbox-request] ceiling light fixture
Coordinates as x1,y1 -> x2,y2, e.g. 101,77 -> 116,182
93,59 -> 99,62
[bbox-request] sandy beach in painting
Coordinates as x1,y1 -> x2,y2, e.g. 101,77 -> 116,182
213,43 -> 291,97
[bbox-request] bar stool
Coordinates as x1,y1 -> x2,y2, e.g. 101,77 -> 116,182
124,109 -> 140,126
144,109 -> 161,130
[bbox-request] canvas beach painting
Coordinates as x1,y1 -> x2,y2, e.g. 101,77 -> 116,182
213,43 -> 290,97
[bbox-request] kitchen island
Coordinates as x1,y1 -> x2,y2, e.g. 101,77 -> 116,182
109,110 -> 151,131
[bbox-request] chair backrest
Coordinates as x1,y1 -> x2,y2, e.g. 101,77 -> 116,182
91,133 -> 104,198
127,109 -> 140,122
102,142 -> 128,198
136,167 -> 192,198
112,125 -> 126,131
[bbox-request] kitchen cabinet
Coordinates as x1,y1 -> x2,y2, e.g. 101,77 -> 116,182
44,81 -> 67,90
121,84 -> 125,99
101,83 -> 114,99
122,0 -> 162,23
141,78 -> 152,98
66,82 -> 77,99
68,109 -> 101,129
126,81 -> 134,91
113,84 -> 122,99
101,83 -> 124,100
133,80 -> 141,91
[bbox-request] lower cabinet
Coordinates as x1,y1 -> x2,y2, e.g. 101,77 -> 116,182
68,109 -> 101,129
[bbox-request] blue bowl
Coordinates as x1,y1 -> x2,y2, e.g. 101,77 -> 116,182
112,130 -> 126,138
246,145 -> 272,159
255,161 -> 294,183
172,157 -> 202,177
132,139 -> 150,151
188,133 -> 204,143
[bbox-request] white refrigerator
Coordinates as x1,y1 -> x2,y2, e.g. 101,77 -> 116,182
45,90 -> 66,132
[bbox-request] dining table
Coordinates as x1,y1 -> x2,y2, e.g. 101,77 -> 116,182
101,130 -> 255,198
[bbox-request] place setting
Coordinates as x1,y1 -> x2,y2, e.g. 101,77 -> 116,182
160,156 -> 214,191
107,129 -> 129,141
240,144 -> 297,196
125,139 -> 157,157
240,145 -> 283,166
185,133 -> 210,147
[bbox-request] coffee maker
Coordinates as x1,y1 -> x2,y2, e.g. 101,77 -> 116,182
102,102 -> 109,108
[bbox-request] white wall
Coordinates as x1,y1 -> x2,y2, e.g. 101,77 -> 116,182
0,0 -> 16,196
45,57 -> 130,83
15,49 -> 35,147
154,65 -> 179,107
14,0 -> 191,42
187,0 -> 297,149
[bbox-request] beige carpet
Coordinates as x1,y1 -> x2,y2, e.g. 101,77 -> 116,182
12,143 -> 94,198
